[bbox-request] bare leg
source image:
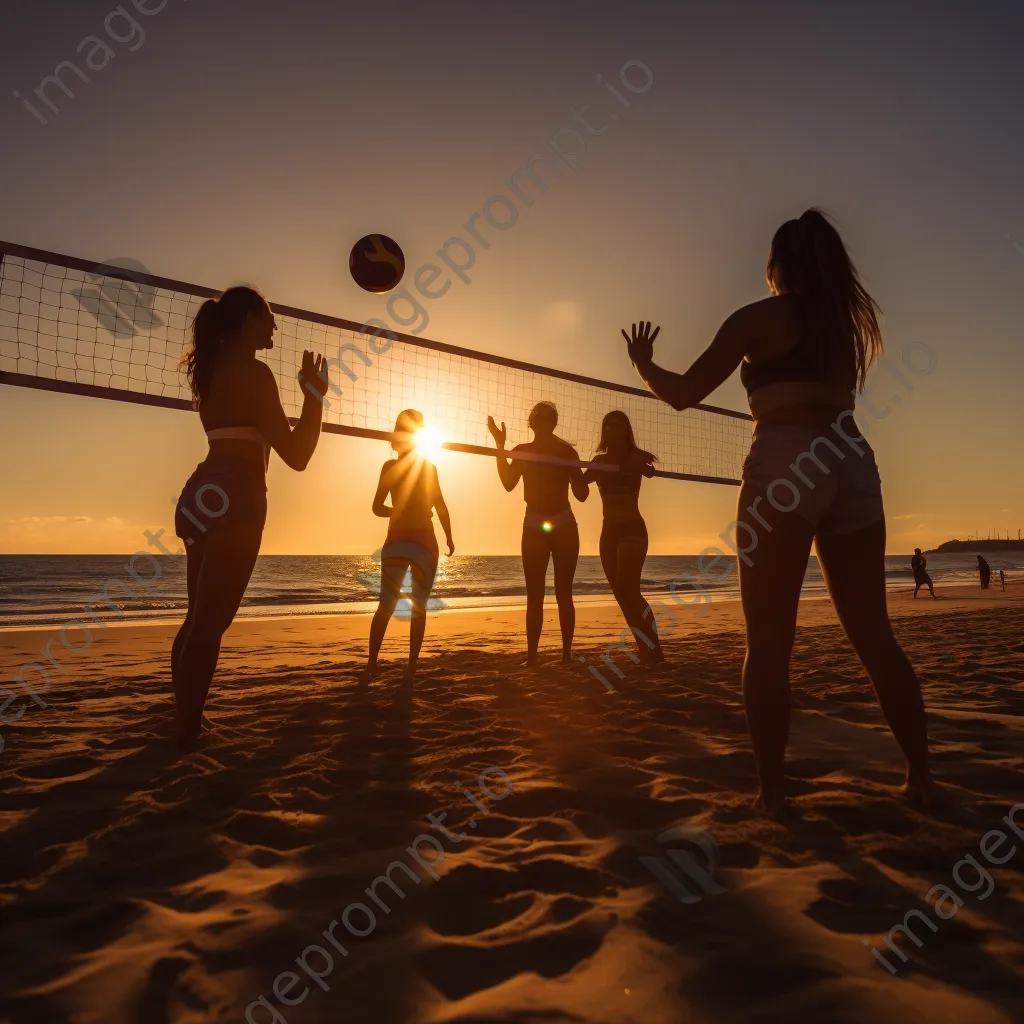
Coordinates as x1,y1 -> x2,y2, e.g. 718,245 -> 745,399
614,534 -> 662,662
172,528 -> 262,743
815,520 -> 937,805
600,526 -> 648,654
405,548 -> 438,680
551,523 -> 580,663
737,484 -> 815,814
522,527 -> 550,665
598,526 -> 619,596
600,527 -> 648,670
172,541 -> 204,682
368,559 -> 405,678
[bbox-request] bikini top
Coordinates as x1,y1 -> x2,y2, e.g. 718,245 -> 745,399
743,380 -> 856,419
206,426 -> 271,469
739,304 -> 856,419
589,451 -> 653,497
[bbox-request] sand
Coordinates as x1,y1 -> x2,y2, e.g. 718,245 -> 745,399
1,582 -> 1023,1023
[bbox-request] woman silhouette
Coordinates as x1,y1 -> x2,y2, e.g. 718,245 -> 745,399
172,286 -> 328,743
622,209 -> 938,813
582,411 -> 663,664
487,402 -> 588,665
977,555 -> 991,590
366,409 -> 454,682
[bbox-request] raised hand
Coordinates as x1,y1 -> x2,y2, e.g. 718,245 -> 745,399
621,321 -> 660,367
298,350 -> 329,399
486,415 -> 507,448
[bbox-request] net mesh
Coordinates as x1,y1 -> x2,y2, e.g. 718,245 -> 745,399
0,249 -> 752,483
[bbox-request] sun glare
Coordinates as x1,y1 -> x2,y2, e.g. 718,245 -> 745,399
414,427 -> 443,459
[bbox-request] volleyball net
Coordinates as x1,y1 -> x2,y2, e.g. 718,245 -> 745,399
0,242 -> 752,484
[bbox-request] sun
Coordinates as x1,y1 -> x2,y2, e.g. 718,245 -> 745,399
413,427 -> 444,460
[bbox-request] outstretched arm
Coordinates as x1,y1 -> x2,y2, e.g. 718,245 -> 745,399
623,315 -> 750,412
487,416 -> 522,492
253,352 -> 328,470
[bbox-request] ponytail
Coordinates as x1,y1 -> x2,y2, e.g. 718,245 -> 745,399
767,208 -> 882,392
180,285 -> 267,406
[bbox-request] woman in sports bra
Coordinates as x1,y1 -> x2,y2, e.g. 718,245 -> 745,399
622,209 -> 937,814
366,409 -> 454,682
582,411 -> 663,664
487,402 -> 589,665
172,286 -> 329,743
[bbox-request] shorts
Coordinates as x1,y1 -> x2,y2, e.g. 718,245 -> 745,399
741,421 -> 884,537
174,456 -> 268,540
381,528 -> 439,586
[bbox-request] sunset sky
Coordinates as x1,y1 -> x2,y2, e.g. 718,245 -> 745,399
1,0 -> 1022,555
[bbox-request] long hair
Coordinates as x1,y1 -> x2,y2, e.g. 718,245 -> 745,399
392,408 -> 424,453
596,410 -> 656,469
767,209 -> 882,391
181,285 -> 268,407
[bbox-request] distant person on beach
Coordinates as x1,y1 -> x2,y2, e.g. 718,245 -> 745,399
978,555 -> 991,589
1000,569 -> 1006,591
911,548 -> 936,599
581,411 -> 664,664
173,287 -> 328,743
488,402 -> 588,665
623,208 -> 939,814
366,409 -> 454,683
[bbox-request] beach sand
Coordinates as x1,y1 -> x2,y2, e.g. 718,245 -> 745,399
1,582 -> 1023,1023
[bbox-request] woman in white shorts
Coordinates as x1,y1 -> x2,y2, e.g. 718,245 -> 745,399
621,208 -> 938,815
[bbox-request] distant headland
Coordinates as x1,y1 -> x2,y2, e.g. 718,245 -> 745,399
926,539 -> 1024,553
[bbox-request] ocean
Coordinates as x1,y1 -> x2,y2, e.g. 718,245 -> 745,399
0,551 -> 1018,629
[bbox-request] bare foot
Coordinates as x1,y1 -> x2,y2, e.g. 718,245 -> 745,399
752,790 -> 792,821
639,648 -> 664,668
174,722 -> 204,749
902,776 -> 948,811
402,663 -> 417,684
362,663 -> 379,684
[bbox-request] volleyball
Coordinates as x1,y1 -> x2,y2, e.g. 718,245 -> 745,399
349,233 -> 406,293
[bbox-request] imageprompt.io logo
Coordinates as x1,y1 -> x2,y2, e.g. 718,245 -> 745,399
639,825 -> 726,904
71,257 -> 164,336
357,543 -> 448,619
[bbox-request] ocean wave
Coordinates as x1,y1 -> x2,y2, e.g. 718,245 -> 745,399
2,552 -> 1016,629
242,592 -> 368,606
